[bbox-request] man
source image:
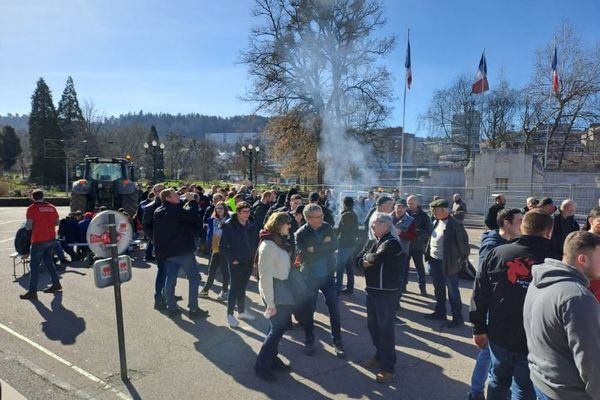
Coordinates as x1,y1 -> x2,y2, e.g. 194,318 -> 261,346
485,194 -> 506,230
550,199 -> 579,258
336,196 -> 359,294
20,190 -> 61,299
470,209 -> 557,400
407,195 -> 432,296
295,204 -> 344,358
424,199 -> 470,328
153,188 -> 208,318
365,196 -> 394,239
142,183 -> 169,309
452,193 -> 468,218
391,188 -> 400,201
391,198 -> 416,297
468,208 -> 523,400
360,213 -> 404,383
364,191 -> 376,211
286,194 -> 304,246
308,192 -> 334,226
524,231 -> 600,400
137,192 -> 156,261
251,191 -> 272,230
538,197 -> 557,215
58,211 -> 79,262
521,197 -> 538,214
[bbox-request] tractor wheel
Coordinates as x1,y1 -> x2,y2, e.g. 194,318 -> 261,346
121,192 -> 139,217
70,194 -> 87,213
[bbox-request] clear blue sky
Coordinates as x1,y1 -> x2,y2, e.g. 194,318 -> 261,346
1,0 -> 599,135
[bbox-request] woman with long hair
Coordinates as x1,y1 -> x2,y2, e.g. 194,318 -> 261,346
254,212 -> 294,382
584,207 -> 600,301
199,201 -> 230,301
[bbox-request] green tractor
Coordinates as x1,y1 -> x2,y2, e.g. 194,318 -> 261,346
70,157 -> 139,216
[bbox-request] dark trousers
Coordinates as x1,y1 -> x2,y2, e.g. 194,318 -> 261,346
366,289 -> 397,373
255,305 -> 293,374
409,250 -> 427,287
396,253 -> 409,303
429,258 -> 463,321
227,261 -> 253,315
300,276 -> 342,345
335,246 -> 354,292
154,259 -> 167,302
29,240 -> 60,292
60,240 -> 78,261
488,341 -> 535,400
203,252 -> 230,292
145,239 -> 154,259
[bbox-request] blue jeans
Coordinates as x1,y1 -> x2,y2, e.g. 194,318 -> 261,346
255,305 -> 293,374
227,261 -> 253,315
155,259 -> 167,302
488,341 -> 535,400
335,247 -> 354,292
301,276 -> 342,345
164,252 -> 199,311
429,258 -> 463,321
29,240 -> 60,292
366,289 -> 397,373
470,345 -> 491,396
409,250 -> 427,287
53,240 -> 66,261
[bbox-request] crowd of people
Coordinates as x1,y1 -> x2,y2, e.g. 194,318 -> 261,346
17,185 -> 600,397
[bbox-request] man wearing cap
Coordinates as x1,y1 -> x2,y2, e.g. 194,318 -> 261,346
424,198 -> 470,328
550,199 -> 579,258
366,196 -> 395,240
391,198 -> 417,298
539,197 -> 557,215
485,195 -> 506,230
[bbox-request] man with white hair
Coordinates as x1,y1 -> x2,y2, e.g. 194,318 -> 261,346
550,199 -> 579,258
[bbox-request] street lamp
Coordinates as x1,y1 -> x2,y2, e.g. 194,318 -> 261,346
241,144 -> 260,183
144,140 -> 165,183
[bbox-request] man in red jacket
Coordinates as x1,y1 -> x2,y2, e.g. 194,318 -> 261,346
20,190 -> 61,300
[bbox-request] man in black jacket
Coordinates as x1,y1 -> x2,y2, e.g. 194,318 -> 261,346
336,197 -> 358,294
154,188 -> 208,318
142,183 -> 167,309
251,191 -> 272,230
550,199 -> 579,257
424,199 -> 470,328
407,195 -> 433,296
485,194 -> 506,230
470,209 -> 557,400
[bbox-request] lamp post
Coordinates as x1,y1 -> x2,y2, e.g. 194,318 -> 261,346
241,144 -> 260,183
144,140 -> 165,184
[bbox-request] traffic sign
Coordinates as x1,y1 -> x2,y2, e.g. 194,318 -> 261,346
86,211 -> 132,257
93,255 -> 133,289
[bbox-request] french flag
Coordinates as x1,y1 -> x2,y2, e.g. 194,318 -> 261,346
405,37 -> 412,90
471,50 -> 489,94
552,44 -> 559,94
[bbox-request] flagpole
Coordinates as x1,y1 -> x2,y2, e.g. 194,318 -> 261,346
544,37 -> 556,169
399,28 -> 409,192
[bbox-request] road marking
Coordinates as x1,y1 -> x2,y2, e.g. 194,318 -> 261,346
0,322 -> 132,400
0,237 -> 15,243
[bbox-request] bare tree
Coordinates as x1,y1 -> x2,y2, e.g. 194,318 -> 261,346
481,79 -> 519,149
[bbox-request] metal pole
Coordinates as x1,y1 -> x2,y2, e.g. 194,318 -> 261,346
249,152 -> 253,183
107,212 -> 128,381
65,158 -> 69,195
152,149 -> 157,184
399,30 -> 409,192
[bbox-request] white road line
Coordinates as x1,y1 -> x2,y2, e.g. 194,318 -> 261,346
0,322 -> 132,400
0,237 -> 15,243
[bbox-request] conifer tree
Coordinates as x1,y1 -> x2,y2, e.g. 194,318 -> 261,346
0,125 -> 23,171
57,76 -> 88,162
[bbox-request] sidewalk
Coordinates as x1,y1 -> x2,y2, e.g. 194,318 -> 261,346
1,378 -> 27,400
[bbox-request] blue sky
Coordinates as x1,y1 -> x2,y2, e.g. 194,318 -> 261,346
1,0 -> 599,135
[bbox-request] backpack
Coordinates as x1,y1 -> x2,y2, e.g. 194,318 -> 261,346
14,226 -> 32,255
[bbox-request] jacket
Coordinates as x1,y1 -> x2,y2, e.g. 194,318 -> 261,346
408,206 -> 432,253
485,204 -> 504,230
142,198 -> 161,239
58,217 -> 79,243
470,235 -> 558,354
257,239 -> 292,309
152,201 -> 201,260
337,209 -> 358,248
523,258 -> 600,400
219,215 -> 258,264
251,201 -> 271,229
392,212 -> 416,254
362,231 -> 403,292
295,222 -> 338,280
206,216 -> 227,254
550,214 -> 580,257
478,229 -> 508,271
425,216 -> 470,275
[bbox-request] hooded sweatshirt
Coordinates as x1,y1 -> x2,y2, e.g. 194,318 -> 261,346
523,258 -> 600,400
478,229 -> 508,271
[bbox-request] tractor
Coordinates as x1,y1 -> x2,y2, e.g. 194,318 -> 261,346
70,157 -> 139,216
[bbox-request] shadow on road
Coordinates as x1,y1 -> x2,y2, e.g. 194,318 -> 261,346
32,293 -> 86,345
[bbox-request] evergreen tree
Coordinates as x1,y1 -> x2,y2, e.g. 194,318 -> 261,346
0,125 -> 23,171
144,125 -> 165,182
29,78 -> 64,184
57,76 -> 88,161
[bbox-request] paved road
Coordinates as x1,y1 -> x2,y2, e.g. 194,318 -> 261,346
0,207 -> 485,400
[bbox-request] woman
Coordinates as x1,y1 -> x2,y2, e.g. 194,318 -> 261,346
199,202 -> 230,301
584,207 -> 600,301
254,212 -> 294,382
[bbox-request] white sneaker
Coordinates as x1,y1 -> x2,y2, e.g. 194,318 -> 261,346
237,311 -> 255,321
227,314 -> 239,328
217,291 -> 228,301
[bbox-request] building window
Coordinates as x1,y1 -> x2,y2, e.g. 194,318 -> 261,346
495,178 -> 509,190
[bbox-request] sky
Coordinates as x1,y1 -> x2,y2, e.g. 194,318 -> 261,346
1,0 -> 599,136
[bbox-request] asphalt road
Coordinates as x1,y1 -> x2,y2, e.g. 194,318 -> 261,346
0,206 -> 485,400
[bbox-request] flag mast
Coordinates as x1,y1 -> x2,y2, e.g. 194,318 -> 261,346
399,28 -> 409,192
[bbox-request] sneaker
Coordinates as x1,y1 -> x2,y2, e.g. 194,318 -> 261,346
216,291 -> 228,301
227,314 -> 239,328
198,290 -> 210,299
43,284 -> 63,294
304,342 -> 315,356
19,291 -> 37,300
375,371 -> 395,383
189,308 -> 210,318
424,312 -> 447,321
167,307 -> 181,318
237,311 -> 255,321
334,344 -> 346,359
362,358 -> 382,369
445,320 -> 465,329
